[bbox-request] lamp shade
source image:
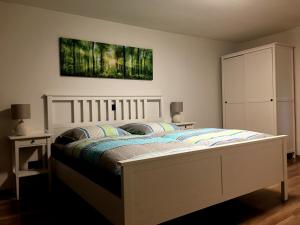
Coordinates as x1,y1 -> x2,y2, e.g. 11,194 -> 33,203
170,102 -> 183,114
11,104 -> 31,120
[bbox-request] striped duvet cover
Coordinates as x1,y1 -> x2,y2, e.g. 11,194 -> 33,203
57,128 -> 270,175
162,128 -> 270,147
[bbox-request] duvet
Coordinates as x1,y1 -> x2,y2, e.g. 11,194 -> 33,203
58,128 -> 270,175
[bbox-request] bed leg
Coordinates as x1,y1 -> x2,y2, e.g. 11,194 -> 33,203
281,181 -> 288,201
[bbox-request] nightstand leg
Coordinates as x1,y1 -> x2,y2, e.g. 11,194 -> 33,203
15,145 -> 20,200
16,177 -> 19,200
41,145 -> 46,168
47,140 -> 52,192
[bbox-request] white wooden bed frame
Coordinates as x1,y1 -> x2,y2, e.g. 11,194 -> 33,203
45,95 -> 288,225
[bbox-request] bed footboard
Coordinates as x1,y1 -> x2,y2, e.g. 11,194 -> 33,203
119,136 -> 288,225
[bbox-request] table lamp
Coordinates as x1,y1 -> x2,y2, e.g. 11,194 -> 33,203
170,102 -> 183,123
11,104 -> 31,136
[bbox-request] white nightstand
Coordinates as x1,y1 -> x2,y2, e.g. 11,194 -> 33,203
174,122 -> 196,130
8,133 -> 52,200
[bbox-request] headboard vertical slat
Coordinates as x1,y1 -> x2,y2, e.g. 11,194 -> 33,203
98,100 -> 102,121
82,100 -> 89,123
73,100 -> 80,124
159,97 -> 163,118
91,100 -> 97,123
115,100 -> 121,121
123,99 -> 129,121
107,99 -> 113,122
137,100 -> 142,120
129,99 -> 134,120
143,99 -> 148,120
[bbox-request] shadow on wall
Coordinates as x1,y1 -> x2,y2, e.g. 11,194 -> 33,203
0,108 -> 15,190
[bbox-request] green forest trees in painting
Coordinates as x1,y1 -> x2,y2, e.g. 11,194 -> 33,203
60,38 -> 153,80
125,47 -> 153,80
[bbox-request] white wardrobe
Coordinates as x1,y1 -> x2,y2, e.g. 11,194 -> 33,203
222,43 -> 296,155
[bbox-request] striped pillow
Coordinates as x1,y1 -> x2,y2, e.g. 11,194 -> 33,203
120,122 -> 180,135
56,124 -> 131,144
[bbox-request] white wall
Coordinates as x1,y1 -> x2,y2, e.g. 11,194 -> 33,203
237,27 -> 300,155
0,2 -> 234,190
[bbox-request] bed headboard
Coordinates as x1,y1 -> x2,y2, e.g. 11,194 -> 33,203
45,95 -> 163,139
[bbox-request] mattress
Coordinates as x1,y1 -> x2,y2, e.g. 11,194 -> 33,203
52,128 -> 270,197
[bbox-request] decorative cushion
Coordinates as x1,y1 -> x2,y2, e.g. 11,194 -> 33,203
120,122 -> 180,135
55,124 -> 131,144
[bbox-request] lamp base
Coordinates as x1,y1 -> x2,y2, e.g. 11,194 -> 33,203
172,114 -> 181,123
14,120 -> 30,136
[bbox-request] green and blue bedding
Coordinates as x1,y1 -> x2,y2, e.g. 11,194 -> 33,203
59,135 -> 188,175
162,128 -> 269,146
56,128 -> 269,176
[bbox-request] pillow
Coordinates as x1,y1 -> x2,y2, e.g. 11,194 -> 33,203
55,124 -> 130,144
120,122 -> 180,135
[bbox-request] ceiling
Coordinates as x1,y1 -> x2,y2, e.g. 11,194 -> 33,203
2,0 -> 300,42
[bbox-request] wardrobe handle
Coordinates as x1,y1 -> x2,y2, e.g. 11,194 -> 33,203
225,101 -> 228,104
270,99 -> 273,102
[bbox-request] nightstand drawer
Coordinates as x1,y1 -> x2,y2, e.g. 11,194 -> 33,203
185,125 -> 194,129
174,122 -> 196,130
16,138 -> 47,147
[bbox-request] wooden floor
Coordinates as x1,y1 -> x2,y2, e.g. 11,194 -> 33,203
1,158 -> 300,225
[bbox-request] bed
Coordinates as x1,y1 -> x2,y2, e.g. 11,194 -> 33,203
45,95 -> 288,225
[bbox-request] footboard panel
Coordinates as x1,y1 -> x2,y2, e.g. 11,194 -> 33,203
222,138 -> 284,201
120,136 -> 287,225
122,152 -> 223,225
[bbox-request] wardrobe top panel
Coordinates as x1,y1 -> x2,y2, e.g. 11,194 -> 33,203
222,42 -> 294,60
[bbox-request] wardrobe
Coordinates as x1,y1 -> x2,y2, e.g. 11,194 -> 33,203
222,43 -> 295,155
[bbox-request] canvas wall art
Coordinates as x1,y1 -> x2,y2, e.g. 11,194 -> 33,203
59,38 -> 153,80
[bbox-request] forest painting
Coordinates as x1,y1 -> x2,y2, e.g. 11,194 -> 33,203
59,38 -> 153,80
125,47 -> 153,80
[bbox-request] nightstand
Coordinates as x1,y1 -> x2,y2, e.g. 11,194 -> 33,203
174,122 -> 196,130
8,133 -> 52,200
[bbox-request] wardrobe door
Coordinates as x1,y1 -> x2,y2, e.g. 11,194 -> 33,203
245,48 -> 276,134
222,55 -> 246,129
224,103 -> 246,129
246,102 -> 276,134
